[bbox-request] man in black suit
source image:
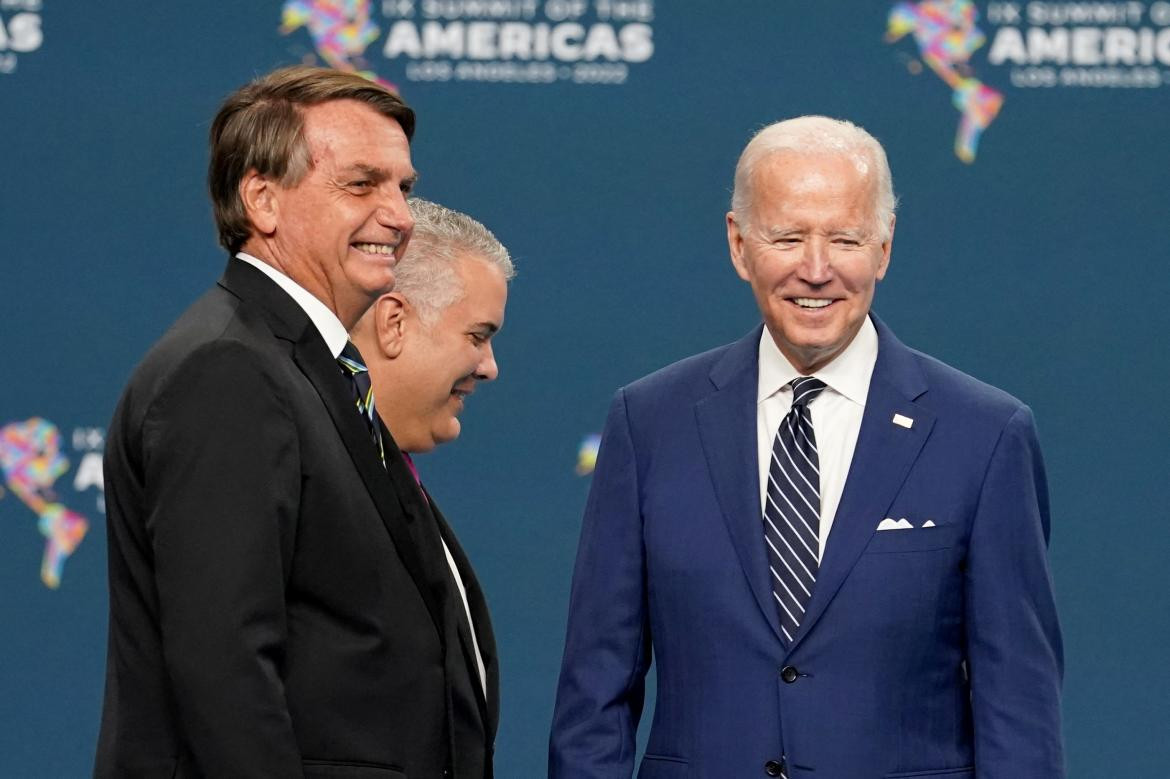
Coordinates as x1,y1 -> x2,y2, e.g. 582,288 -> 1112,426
349,196 -> 513,769
97,66 -> 495,778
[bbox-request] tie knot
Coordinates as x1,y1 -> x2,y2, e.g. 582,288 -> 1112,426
789,377 -> 827,408
337,341 -> 369,375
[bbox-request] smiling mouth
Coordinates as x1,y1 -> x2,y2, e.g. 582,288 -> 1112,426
450,379 -> 478,405
352,242 -> 398,256
792,297 -> 834,309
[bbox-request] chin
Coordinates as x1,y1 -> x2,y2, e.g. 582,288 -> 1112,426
434,431 -> 461,447
432,420 -> 462,447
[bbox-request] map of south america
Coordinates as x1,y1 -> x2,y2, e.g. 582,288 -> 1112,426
1,418 -> 89,588
887,0 -> 1003,162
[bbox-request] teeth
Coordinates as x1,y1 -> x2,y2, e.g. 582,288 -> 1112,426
794,298 -> 832,309
354,243 -> 395,255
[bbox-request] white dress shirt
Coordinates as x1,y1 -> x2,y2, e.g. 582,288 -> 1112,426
234,253 -> 487,696
757,316 -> 879,559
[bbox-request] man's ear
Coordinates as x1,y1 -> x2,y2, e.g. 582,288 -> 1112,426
876,214 -> 895,281
727,211 -> 752,282
374,293 -> 409,359
240,169 -> 278,236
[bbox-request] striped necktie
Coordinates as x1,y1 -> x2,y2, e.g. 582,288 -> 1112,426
337,341 -> 385,467
764,376 -> 827,645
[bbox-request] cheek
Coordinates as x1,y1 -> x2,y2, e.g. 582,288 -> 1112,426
834,262 -> 875,294
754,252 -> 797,288
756,270 -> 791,301
424,352 -> 466,402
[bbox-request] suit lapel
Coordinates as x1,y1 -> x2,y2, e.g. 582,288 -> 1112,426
428,495 -> 499,740
695,326 -> 786,643
219,260 -> 449,643
787,316 -> 935,652
297,345 -> 452,642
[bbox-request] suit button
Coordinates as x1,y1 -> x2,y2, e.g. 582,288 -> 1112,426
780,665 -> 799,683
764,759 -> 784,776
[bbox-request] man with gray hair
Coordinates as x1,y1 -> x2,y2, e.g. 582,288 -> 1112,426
351,197 -> 513,456
350,198 -> 512,768
550,116 -> 1064,778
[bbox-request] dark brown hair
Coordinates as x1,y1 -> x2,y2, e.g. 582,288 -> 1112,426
208,66 -> 415,254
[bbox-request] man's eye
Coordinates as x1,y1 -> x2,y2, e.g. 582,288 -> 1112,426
470,332 -> 488,345
400,181 -> 414,195
349,180 -> 372,189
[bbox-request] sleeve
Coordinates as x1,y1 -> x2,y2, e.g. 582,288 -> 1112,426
549,388 -> 652,779
141,339 -> 304,778
965,405 -> 1065,778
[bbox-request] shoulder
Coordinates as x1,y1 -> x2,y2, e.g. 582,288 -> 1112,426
625,340 -> 735,397
609,338 -> 743,426
893,343 -> 1044,477
874,317 -> 1030,430
908,347 -> 1031,429
116,284 -> 294,424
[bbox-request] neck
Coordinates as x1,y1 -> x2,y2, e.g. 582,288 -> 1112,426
240,239 -> 363,329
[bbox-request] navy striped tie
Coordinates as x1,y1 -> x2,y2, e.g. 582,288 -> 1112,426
337,341 -> 385,468
764,376 -> 826,645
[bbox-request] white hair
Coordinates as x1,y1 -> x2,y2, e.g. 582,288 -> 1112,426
394,197 -> 515,325
730,116 -> 898,241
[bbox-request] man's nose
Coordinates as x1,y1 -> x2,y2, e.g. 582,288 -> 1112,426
798,239 -> 833,285
476,343 -> 499,382
376,189 -> 414,238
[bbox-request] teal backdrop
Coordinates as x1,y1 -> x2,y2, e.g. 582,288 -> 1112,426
2,1 -> 1168,776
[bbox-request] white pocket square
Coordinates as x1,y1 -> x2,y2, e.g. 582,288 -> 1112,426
877,517 -> 913,531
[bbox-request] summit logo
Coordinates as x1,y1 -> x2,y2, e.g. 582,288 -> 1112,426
281,0 -> 655,86
886,1 -> 1170,162
1,418 -> 103,589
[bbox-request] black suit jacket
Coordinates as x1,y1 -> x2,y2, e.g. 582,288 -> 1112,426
96,260 -> 498,779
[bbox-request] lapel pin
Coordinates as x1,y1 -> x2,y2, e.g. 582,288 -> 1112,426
892,413 -> 914,429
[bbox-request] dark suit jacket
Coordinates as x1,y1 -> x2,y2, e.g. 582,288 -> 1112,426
550,317 -> 1063,779
96,260 -> 498,779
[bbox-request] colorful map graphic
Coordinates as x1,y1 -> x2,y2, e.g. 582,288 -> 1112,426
280,0 -> 397,90
886,0 -> 1003,162
0,418 -> 89,588
576,433 -> 601,476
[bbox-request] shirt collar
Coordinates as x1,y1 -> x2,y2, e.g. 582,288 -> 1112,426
235,252 -> 349,358
757,314 -> 879,408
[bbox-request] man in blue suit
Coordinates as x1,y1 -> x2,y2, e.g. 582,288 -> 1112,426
549,116 -> 1063,778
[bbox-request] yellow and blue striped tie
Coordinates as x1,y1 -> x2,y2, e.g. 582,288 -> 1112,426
337,341 -> 385,468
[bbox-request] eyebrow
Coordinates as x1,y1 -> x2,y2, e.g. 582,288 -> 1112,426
341,164 -> 419,187
829,228 -> 871,240
763,225 -> 871,240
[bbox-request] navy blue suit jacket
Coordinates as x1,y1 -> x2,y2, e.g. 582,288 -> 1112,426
550,317 -> 1063,779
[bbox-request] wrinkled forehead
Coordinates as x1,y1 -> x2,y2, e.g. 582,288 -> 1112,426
753,148 -> 880,205
760,145 -> 875,181
299,99 -> 411,164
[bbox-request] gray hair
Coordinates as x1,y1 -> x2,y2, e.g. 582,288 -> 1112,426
395,197 -> 515,324
730,116 -> 897,241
